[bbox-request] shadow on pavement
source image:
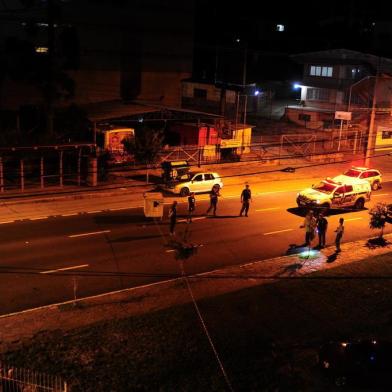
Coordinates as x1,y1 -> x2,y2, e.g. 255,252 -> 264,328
326,252 -> 338,263
276,263 -> 303,276
366,237 -> 391,249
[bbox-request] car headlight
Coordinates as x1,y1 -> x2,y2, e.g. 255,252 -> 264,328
316,200 -> 321,204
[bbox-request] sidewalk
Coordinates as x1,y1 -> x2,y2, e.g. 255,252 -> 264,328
2,153 -> 391,205
1,233 -> 392,353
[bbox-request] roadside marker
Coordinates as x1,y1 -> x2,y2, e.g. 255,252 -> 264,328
345,217 -> 363,222
30,216 -> 48,220
373,193 -> 389,197
69,230 -> 111,238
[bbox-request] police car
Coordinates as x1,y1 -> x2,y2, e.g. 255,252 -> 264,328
297,177 -> 371,210
333,167 -> 382,191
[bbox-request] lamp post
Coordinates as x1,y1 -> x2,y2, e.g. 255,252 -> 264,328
365,75 -> 378,167
346,74 -> 379,166
347,75 -> 373,112
235,89 -> 260,129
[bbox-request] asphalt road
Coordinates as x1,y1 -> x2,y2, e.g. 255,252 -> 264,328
1,182 -> 392,315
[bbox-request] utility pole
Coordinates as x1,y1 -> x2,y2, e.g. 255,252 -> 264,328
365,74 -> 378,167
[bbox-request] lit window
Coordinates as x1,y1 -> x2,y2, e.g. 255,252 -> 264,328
35,46 -> 48,53
276,24 -> 285,32
310,65 -> 333,77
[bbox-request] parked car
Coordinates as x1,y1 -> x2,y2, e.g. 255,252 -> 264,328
333,167 -> 382,191
296,177 -> 371,210
318,338 -> 392,389
165,172 -> 223,196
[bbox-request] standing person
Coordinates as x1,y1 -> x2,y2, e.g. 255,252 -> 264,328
239,184 -> 252,217
168,201 -> 177,236
187,192 -> 196,223
206,185 -> 220,216
317,213 -> 328,248
335,217 -> 344,252
300,210 -> 316,246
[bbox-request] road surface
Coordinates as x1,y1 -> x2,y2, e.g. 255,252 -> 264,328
1,182 -> 392,315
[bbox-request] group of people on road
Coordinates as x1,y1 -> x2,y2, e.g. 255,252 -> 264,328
168,184 -> 252,235
300,210 -> 344,252
169,185 -> 345,253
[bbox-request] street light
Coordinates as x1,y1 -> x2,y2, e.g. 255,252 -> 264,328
236,89 -> 261,127
347,75 -> 374,112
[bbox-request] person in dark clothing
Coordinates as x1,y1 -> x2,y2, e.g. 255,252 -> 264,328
187,192 -> 196,223
335,217 -> 344,252
168,201 -> 177,236
206,185 -> 220,216
239,184 -> 252,217
317,213 -> 328,248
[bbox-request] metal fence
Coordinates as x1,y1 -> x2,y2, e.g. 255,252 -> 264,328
0,362 -> 67,392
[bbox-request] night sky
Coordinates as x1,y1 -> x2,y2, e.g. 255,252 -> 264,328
193,0 -> 392,82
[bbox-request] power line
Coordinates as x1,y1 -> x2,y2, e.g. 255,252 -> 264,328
1,265 -> 392,280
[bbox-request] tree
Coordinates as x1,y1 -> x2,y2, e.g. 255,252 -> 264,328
122,125 -> 164,183
369,202 -> 388,239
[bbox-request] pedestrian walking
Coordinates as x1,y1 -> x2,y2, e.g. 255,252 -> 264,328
335,217 -> 344,252
187,192 -> 196,223
300,210 -> 316,246
206,185 -> 220,216
239,184 -> 251,217
168,201 -> 177,236
317,213 -> 328,248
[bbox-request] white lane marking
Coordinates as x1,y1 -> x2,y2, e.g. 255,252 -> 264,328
110,207 -> 135,211
178,216 -> 207,223
87,210 -> 102,214
256,189 -> 301,196
62,213 -> 77,217
69,230 -> 111,238
345,217 -> 363,222
30,216 -> 48,220
256,207 -> 280,212
40,264 -> 89,274
0,220 -> 15,224
373,193 -> 389,197
264,228 -> 294,235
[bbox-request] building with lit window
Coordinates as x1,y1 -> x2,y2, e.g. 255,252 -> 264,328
285,49 -> 392,129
